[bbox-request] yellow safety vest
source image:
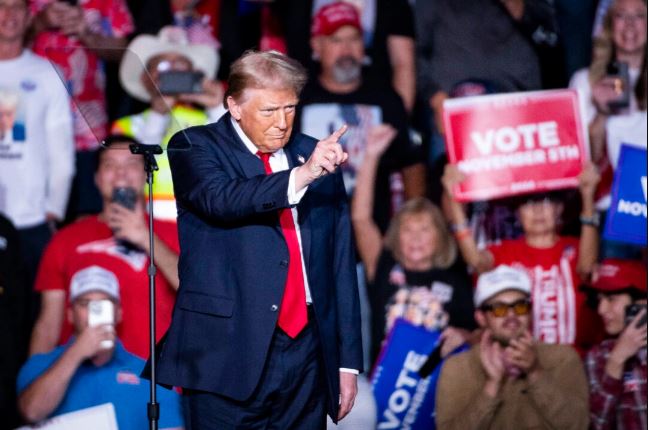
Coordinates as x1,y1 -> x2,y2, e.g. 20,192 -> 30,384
112,106 -> 208,220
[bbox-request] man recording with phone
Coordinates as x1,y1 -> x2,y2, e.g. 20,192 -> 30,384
112,26 -> 225,220
435,265 -> 589,429
30,135 -> 180,360
584,259 -> 647,430
17,266 -> 184,429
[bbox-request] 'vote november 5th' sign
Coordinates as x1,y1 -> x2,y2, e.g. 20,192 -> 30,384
604,145 -> 647,245
443,90 -> 587,202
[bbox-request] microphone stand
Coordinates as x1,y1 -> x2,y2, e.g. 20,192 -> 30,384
130,143 -> 163,430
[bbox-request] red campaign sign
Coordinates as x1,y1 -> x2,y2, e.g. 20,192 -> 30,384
444,90 -> 587,202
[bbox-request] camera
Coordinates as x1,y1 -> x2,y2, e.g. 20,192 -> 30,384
158,71 -> 205,95
111,187 -> 137,211
606,61 -> 631,110
88,300 -> 115,349
625,303 -> 648,328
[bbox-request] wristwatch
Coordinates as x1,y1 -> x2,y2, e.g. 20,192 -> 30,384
579,213 -> 600,228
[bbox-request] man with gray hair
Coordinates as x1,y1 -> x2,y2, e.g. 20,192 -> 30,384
154,50 -> 364,428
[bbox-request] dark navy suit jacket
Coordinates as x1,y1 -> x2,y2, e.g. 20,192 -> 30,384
155,114 -> 363,420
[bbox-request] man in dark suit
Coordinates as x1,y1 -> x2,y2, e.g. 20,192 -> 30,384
156,50 -> 364,428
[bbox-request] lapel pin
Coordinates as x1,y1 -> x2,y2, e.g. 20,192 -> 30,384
297,155 -> 306,164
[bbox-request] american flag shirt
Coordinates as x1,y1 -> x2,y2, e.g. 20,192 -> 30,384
586,339 -> 647,430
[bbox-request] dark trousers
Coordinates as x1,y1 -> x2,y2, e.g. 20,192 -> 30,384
17,222 -> 52,327
184,319 -> 328,430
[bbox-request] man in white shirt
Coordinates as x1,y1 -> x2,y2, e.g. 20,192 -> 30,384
0,0 -> 75,300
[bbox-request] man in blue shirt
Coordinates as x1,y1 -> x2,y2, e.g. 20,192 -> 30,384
17,265 -> 184,430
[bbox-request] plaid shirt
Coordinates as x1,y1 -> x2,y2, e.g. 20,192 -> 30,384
586,339 -> 647,430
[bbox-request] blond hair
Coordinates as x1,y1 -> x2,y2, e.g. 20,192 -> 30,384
384,198 -> 457,270
224,50 -> 308,109
589,0 -> 647,110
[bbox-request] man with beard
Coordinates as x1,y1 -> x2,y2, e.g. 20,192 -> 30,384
296,1 -> 425,234
435,265 -> 590,429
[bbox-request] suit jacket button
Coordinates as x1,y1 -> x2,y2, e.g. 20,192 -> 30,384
280,260 -> 288,267
271,304 -> 278,312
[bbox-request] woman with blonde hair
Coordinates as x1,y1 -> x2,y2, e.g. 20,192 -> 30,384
569,0 -> 647,203
352,126 -> 475,364
569,0 -> 646,260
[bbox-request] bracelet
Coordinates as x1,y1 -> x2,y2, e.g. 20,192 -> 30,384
579,214 -> 600,228
454,228 -> 473,241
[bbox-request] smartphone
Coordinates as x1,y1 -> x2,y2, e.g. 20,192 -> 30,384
625,303 -> 648,328
111,187 -> 137,211
606,61 -> 631,109
88,300 -> 115,349
158,71 -> 205,95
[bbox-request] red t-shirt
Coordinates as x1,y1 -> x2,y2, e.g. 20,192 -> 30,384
31,0 -> 134,151
35,215 -> 178,359
489,237 -> 603,351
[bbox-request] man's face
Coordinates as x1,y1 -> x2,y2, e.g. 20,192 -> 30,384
597,292 -> 634,336
312,26 -> 364,85
143,52 -> 194,96
0,104 -> 16,133
477,290 -> 531,345
95,143 -> 146,203
0,0 -> 29,43
68,291 -> 122,335
228,87 -> 299,153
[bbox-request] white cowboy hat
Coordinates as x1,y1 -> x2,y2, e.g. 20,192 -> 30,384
119,26 -> 219,102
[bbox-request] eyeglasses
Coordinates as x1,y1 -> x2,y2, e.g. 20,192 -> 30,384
613,12 -> 647,23
481,299 -> 532,317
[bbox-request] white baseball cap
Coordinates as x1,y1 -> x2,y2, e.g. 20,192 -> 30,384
474,265 -> 531,308
69,266 -> 120,302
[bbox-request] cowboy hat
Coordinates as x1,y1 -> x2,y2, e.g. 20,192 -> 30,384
119,26 -> 219,102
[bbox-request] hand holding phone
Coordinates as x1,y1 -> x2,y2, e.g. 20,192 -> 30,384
606,61 -> 631,110
625,303 -> 648,328
88,300 -> 115,349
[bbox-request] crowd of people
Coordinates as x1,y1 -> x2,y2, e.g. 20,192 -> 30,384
0,0 -> 645,429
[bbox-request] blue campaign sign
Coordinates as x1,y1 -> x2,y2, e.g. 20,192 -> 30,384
371,320 -> 441,430
604,144 -> 647,245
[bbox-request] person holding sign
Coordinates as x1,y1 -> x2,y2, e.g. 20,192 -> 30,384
442,163 -> 604,352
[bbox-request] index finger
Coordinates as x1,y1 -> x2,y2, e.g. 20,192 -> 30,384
329,124 -> 348,142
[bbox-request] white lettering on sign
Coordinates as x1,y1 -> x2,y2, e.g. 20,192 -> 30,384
618,200 -> 648,217
378,351 -> 428,429
470,121 -> 560,155
547,145 -> 580,162
528,259 -> 576,344
642,176 -> 647,202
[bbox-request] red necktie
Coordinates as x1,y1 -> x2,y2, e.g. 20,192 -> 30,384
258,151 -> 307,338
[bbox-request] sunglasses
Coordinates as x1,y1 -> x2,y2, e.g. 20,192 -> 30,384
481,299 -> 532,317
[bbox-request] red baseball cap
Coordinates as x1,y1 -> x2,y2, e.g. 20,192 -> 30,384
311,2 -> 362,37
590,259 -> 647,293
